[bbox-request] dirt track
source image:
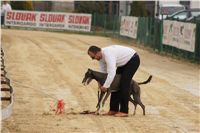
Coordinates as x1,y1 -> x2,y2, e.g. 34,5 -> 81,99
1,29 -> 200,133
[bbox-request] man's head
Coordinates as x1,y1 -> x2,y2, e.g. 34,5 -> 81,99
3,1 -> 8,4
88,45 -> 102,61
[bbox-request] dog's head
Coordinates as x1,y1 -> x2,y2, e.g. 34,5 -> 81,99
82,69 -> 94,86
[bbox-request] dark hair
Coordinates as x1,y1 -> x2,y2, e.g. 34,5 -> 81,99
87,45 -> 101,54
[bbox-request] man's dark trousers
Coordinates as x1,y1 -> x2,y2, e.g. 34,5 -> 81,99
110,53 -> 140,113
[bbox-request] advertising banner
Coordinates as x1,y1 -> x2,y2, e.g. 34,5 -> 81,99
179,23 -> 196,52
66,13 -> 91,32
120,16 -> 138,39
163,20 -> 196,52
5,10 -> 92,32
5,10 -> 39,28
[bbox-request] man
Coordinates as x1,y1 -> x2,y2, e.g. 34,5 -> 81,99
88,45 -> 140,117
1,1 -> 12,26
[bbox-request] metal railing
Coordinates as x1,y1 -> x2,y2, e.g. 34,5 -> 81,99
1,48 -> 14,120
91,13 -> 200,62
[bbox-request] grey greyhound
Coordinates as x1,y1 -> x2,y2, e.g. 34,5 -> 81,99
82,68 -> 152,115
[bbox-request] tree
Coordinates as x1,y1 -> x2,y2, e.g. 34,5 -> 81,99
10,1 -> 33,11
130,1 -> 147,17
75,1 -> 105,14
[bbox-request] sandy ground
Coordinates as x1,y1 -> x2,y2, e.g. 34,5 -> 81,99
1,29 -> 200,133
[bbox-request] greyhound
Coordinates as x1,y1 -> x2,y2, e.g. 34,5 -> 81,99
82,68 -> 152,115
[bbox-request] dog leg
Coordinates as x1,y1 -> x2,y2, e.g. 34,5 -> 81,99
129,97 -> 137,115
96,92 -> 105,108
95,109 -> 100,115
102,91 -> 111,107
140,103 -> 145,115
96,91 -> 105,113
136,96 -> 145,115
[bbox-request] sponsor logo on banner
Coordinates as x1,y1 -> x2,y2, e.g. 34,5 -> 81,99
5,10 -> 92,32
39,13 -> 65,29
120,16 -> 138,39
163,20 -> 196,52
67,14 -> 91,31
5,10 -> 38,27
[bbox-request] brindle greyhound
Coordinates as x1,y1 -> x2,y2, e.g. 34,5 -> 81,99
82,68 -> 152,115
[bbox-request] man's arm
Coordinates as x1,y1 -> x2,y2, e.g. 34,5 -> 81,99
102,53 -> 116,89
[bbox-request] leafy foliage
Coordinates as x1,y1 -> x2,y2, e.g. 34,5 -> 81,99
130,1 -> 147,17
75,1 -> 105,14
10,1 -> 33,11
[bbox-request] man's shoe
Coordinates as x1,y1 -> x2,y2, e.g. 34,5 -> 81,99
102,111 -> 118,116
114,112 -> 128,117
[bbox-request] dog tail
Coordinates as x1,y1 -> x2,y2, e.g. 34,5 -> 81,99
138,75 -> 152,85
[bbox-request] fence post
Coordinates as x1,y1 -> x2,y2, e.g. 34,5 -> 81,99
112,15 -> 116,35
148,17 -> 152,45
104,14 -> 107,35
137,17 -> 141,44
93,13 -> 96,34
160,19 -> 163,53
195,22 -> 200,62
117,15 -> 120,37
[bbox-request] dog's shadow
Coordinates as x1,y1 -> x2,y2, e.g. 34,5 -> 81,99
43,110 -> 98,116
66,110 -> 97,115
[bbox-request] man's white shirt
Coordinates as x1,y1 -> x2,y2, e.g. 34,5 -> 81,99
1,3 -> 12,16
99,45 -> 136,88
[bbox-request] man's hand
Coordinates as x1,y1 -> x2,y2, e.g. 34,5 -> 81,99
100,86 -> 107,92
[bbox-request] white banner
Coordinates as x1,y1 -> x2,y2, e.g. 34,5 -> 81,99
163,20 -> 196,52
163,20 -> 171,45
38,12 -> 66,29
5,10 -> 39,28
66,13 -> 91,31
120,16 -> 138,39
5,10 -> 92,32
179,23 -> 196,52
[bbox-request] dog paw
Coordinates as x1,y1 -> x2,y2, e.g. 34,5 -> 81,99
95,111 -> 100,115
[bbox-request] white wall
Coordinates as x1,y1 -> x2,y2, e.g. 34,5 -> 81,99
158,0 -> 180,5
51,1 -> 74,12
119,1 -> 132,16
190,1 -> 200,9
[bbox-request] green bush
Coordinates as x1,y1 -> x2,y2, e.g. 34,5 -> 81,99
75,1 -> 105,14
130,1 -> 147,17
10,1 -> 33,11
